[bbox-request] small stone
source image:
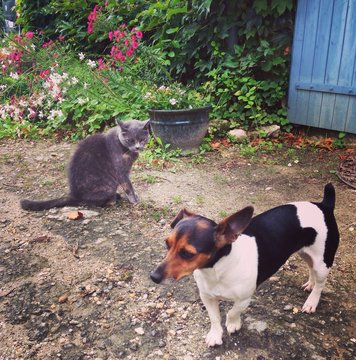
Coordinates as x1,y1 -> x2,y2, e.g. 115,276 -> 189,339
58,294 -> 68,304
135,327 -> 145,335
229,129 -> 248,141
166,308 -> 175,315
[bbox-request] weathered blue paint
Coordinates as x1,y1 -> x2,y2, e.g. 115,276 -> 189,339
288,0 -> 356,134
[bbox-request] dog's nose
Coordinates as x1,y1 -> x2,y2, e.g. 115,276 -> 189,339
150,270 -> 163,284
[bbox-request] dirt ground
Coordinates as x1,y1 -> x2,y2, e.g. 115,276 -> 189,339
0,138 -> 355,360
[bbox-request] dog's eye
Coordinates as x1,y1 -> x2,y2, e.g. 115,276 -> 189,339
179,249 -> 195,260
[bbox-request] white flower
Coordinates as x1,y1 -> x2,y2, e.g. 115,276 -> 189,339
83,82 -> 89,89
30,44 -> 36,50
71,77 -> 79,85
77,97 -> 89,105
10,72 -> 19,80
169,98 -> 177,105
144,91 -> 151,99
158,85 -> 166,91
79,52 -> 85,61
87,59 -> 96,68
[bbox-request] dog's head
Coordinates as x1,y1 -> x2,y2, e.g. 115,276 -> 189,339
150,206 -> 254,284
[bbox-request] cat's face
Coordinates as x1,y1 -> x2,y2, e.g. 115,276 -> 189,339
116,120 -> 150,153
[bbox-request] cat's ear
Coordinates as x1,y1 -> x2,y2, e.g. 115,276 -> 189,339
115,119 -> 124,127
142,120 -> 150,130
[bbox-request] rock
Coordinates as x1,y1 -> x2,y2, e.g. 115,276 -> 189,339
58,294 -> 68,303
228,129 -> 248,141
261,124 -> 281,137
247,320 -> 267,333
135,327 -> 145,335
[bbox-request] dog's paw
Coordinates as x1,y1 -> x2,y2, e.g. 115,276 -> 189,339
302,293 -> 320,313
226,316 -> 242,335
205,327 -> 223,347
302,280 -> 314,292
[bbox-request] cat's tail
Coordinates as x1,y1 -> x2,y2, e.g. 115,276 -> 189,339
20,197 -> 79,211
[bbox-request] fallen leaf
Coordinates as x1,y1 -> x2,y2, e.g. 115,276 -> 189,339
66,211 -> 83,220
30,235 -> 51,244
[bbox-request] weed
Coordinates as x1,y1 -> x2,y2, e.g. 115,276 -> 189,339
195,195 -> 205,206
333,132 -> 346,149
141,137 -> 182,164
172,195 -> 183,205
141,174 -> 157,184
239,143 -> 258,158
213,174 -> 230,185
219,210 -> 228,218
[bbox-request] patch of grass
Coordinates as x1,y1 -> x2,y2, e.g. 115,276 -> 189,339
195,195 -> 205,205
213,173 -> 230,185
239,143 -> 258,158
218,210 -> 228,218
172,195 -> 183,205
141,174 -> 158,184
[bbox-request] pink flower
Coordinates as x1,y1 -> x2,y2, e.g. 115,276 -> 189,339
42,40 -> 53,48
59,36 -> 65,41
105,1 -> 109,6
110,45 -> 117,56
136,30 -> 143,39
108,31 -> 113,41
114,29 -> 121,40
132,41 -> 138,49
98,58 -> 107,70
124,39 -> 130,47
126,48 -> 133,58
25,32 -> 34,39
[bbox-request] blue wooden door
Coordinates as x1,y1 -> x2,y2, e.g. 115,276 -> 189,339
288,0 -> 356,134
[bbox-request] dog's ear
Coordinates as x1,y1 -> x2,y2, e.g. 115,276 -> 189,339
170,208 -> 195,228
214,206 -> 254,248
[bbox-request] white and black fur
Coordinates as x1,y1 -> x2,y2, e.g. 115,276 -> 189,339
151,184 -> 339,347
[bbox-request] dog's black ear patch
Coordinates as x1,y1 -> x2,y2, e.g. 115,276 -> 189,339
215,206 -> 254,247
170,208 -> 195,228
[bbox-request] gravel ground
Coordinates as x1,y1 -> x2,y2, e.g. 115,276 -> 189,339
0,139 -> 355,360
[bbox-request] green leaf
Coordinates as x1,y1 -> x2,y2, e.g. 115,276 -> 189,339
166,27 -> 179,34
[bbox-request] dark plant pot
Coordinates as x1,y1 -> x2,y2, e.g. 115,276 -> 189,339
148,106 -> 211,154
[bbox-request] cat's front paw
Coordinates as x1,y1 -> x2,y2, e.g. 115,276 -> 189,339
127,193 -> 139,204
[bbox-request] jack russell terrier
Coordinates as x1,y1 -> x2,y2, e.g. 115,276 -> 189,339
150,183 -> 339,346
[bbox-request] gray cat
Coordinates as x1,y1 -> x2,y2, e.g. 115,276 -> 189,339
20,119 -> 150,211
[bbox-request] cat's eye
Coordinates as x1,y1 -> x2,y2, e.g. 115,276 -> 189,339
179,249 -> 195,260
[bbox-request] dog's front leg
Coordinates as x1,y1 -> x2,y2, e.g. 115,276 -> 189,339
226,297 -> 251,335
200,293 -> 223,347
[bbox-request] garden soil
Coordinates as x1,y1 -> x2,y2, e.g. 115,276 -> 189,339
0,139 -> 355,360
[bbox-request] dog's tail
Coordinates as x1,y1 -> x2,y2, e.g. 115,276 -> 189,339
321,183 -> 336,209
20,197 -> 79,211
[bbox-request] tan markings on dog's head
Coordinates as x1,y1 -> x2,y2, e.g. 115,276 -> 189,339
160,231 -> 211,280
